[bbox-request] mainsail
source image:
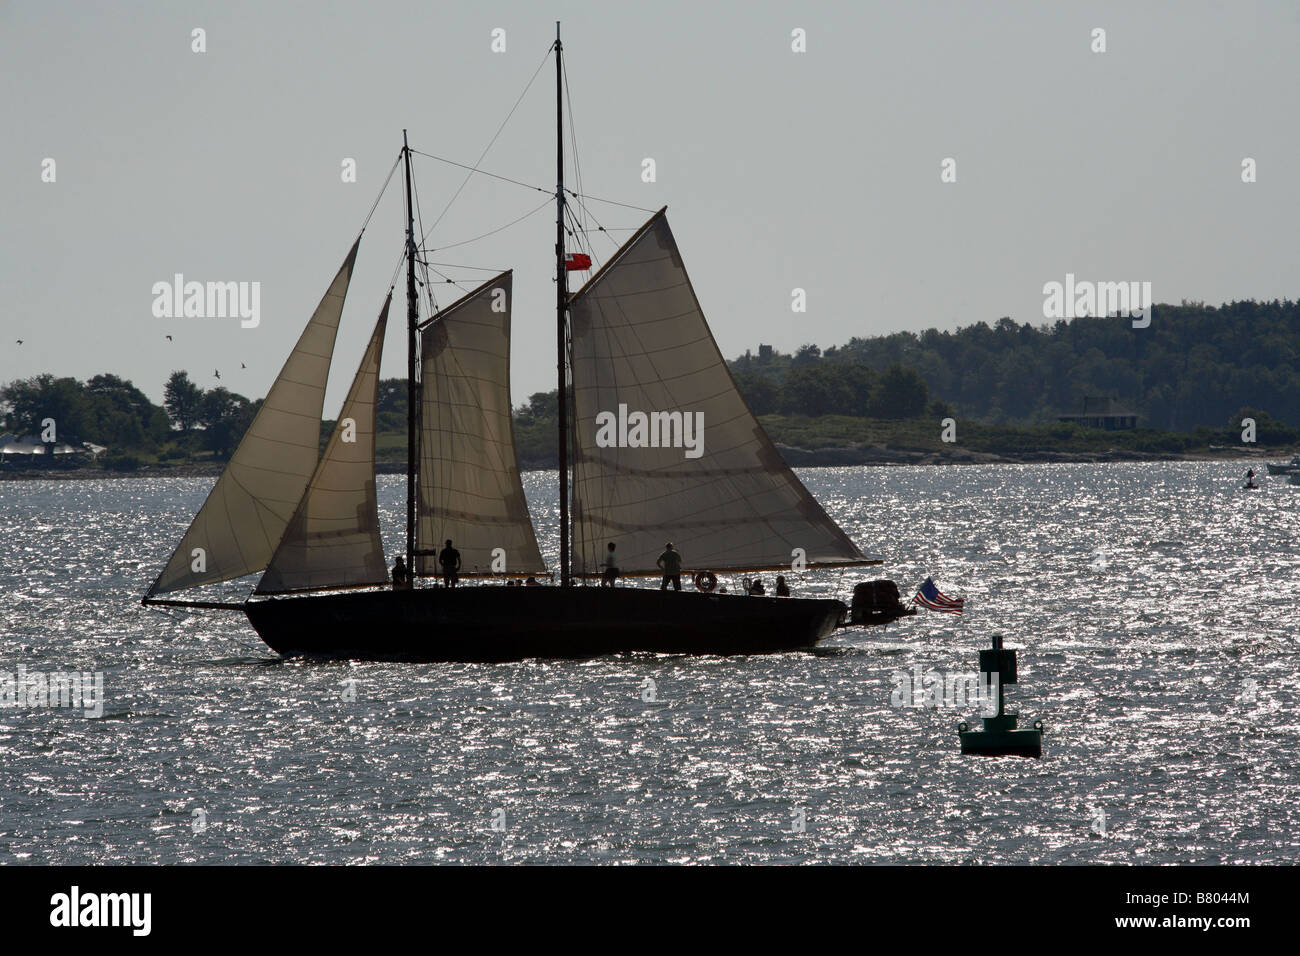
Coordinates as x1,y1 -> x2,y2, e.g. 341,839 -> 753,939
146,240 -> 360,597
568,211 -> 875,576
255,296 -> 391,594
415,272 -> 546,577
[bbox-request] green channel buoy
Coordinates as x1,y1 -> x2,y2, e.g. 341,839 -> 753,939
958,634 -> 1044,758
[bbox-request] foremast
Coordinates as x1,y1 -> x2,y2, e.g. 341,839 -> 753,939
402,130 -> 419,576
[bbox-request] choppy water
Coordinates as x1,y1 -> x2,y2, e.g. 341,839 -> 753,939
1,462 -> 1296,864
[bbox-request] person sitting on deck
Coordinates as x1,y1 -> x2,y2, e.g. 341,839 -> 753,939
656,542 -> 682,592
775,574 -> 790,597
438,539 -> 461,588
391,555 -> 412,591
748,577 -> 766,596
601,542 -> 619,588
525,576 -> 540,586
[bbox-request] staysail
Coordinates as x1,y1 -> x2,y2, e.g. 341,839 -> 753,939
567,211 -> 876,576
415,272 -> 546,577
254,296 -> 391,594
145,240 -> 360,597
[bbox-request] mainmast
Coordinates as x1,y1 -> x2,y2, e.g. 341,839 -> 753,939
402,130 -> 418,575
555,22 -> 571,587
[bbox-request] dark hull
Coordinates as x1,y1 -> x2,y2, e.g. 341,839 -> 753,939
243,585 -> 847,662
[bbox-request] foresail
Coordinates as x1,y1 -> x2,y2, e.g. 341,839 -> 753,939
416,272 -> 546,577
255,296 -> 390,594
568,212 -> 873,576
146,239 -> 360,596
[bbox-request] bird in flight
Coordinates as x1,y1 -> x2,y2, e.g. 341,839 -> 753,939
214,369 -> 221,379
15,340 -> 22,345
165,335 -> 172,342
241,362 -> 246,369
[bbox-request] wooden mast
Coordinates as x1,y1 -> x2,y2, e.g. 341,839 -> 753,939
402,130 -> 418,577
555,22 -> 571,587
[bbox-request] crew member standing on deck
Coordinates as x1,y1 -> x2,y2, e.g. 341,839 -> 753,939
601,542 -> 619,587
391,555 -> 411,591
656,542 -> 682,592
438,539 -> 461,588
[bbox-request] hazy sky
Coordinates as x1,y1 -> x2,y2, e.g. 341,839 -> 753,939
3,0 -> 1298,412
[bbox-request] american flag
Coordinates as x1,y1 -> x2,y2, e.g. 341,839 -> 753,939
913,577 -> 965,614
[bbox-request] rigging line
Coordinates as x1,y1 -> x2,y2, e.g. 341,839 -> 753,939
563,205 -> 603,272
562,57 -> 588,240
563,198 -> 620,259
419,260 -> 511,272
387,238 -> 409,293
564,187 -> 655,213
411,170 -> 473,309
562,204 -> 587,251
564,198 -> 606,246
565,190 -> 657,214
410,167 -> 440,315
422,197 -> 552,254
358,152 -> 404,236
410,150 -> 550,197
559,58 -> 660,226
423,258 -> 475,296
418,43 -> 554,242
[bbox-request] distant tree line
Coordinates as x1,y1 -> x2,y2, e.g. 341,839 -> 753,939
0,371 -> 258,461
729,300 -> 1299,429
731,352 -> 940,420
5,300 -> 1295,469
1,373 -> 170,449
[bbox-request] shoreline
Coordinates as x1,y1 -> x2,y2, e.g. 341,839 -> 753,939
1,446 -> 1274,481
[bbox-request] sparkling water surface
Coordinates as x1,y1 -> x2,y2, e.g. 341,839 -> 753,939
1,463 -> 1296,864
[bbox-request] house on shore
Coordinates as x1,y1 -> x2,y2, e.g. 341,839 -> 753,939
1057,397 -> 1139,431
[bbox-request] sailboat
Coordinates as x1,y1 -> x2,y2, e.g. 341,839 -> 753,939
141,25 -> 907,661
1266,454 -> 1300,476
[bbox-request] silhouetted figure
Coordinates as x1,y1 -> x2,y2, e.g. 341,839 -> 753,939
391,555 -> 411,591
775,574 -> 790,597
748,577 -> 766,596
601,542 -> 619,587
438,539 -> 461,588
525,576 -> 540,587
657,542 -> 682,592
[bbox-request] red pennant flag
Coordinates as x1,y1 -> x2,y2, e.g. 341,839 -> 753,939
565,253 -> 592,271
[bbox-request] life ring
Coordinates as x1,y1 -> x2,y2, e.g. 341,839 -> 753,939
693,570 -> 718,593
